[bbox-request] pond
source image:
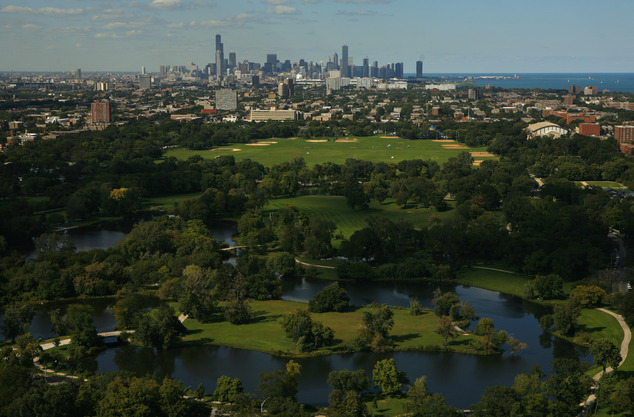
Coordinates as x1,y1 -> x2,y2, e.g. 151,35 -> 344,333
82,280 -> 590,410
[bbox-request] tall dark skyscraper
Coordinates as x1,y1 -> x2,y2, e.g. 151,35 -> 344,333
362,58 -> 369,78
333,52 -> 339,70
395,62 -> 404,79
416,60 -> 423,78
215,34 -> 224,77
341,45 -> 349,78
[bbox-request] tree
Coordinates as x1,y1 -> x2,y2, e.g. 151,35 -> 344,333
435,316 -> 457,349
553,302 -> 580,335
96,376 -> 162,417
589,338 -> 621,375
432,291 -> 459,317
178,265 -> 217,322
308,284 -> 350,313
134,304 -> 184,350
213,376 -> 244,402
569,285 -> 606,306
327,369 -> 370,393
533,274 -> 563,299
357,305 -> 394,351
372,359 -> 408,396
327,389 -> 367,417
224,298 -> 252,325
112,293 -> 146,330
280,308 -> 334,352
1,304 -> 34,342
404,376 -> 460,417
471,385 -> 518,417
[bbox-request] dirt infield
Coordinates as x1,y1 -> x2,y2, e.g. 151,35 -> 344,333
442,145 -> 470,149
335,138 -> 358,142
211,148 -> 242,152
305,139 -> 328,143
432,139 -> 456,142
470,151 -> 495,157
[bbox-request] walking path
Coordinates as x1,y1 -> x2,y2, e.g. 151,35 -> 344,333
580,308 -> 631,414
470,265 -> 520,275
294,258 -> 336,269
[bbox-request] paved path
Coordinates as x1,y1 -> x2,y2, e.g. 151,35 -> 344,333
470,265 -> 520,275
295,258 -> 336,269
580,308 -> 631,414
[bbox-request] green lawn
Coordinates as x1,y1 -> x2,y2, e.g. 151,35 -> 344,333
263,195 -> 455,241
164,136 -> 496,168
457,267 -> 531,298
582,181 -> 629,190
181,300 -> 476,356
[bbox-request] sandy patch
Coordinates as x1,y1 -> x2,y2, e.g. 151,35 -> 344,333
432,139 -> 456,142
211,148 -> 242,152
470,152 -> 495,157
472,160 -> 483,166
442,145 -> 470,149
306,139 -> 328,143
335,138 -> 358,142
259,141 -> 278,144
245,143 -> 270,146
380,136 -> 400,139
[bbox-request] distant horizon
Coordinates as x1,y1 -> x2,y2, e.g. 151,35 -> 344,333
3,70 -> 634,76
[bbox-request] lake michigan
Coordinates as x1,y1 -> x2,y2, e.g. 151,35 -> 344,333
416,73 -> 634,93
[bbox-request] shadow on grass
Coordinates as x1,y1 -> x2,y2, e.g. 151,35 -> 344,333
448,338 -> 471,347
179,337 -> 214,346
250,311 -> 282,324
391,333 -> 419,343
578,324 -> 606,333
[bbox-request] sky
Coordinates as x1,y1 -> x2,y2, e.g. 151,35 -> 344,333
1,0 -> 633,73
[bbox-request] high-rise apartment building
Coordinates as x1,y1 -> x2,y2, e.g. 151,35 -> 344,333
91,100 -> 110,124
215,89 -> 237,111
341,45 -> 349,78
416,60 -> 423,78
139,75 -> 152,89
395,63 -> 404,79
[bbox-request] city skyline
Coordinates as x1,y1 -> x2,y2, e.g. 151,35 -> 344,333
1,0 -> 634,73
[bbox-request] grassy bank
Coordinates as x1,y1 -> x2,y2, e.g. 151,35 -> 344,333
164,136 -> 496,168
181,299 -> 476,356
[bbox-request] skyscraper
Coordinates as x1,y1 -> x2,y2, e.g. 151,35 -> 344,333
395,63 -> 404,79
416,60 -> 423,78
228,52 -> 236,69
215,34 -> 224,78
333,52 -> 339,70
362,58 -> 369,78
341,45 -> 349,78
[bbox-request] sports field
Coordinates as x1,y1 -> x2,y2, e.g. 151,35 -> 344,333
165,136 -> 496,167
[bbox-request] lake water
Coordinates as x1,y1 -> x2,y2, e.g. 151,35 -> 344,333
84,280 -> 589,409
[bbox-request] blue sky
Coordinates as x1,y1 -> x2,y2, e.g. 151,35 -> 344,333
1,0 -> 633,73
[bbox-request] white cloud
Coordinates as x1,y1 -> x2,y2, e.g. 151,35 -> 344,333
21,24 -> 41,30
194,13 -> 262,27
0,5 -> 85,16
268,5 -> 299,14
267,0 -> 290,4
150,0 -> 182,9
167,22 -> 185,28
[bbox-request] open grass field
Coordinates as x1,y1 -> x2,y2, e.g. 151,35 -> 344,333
164,136 -> 496,168
457,267 -> 531,298
581,181 -> 629,190
263,195 -> 455,241
181,299 -> 476,356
